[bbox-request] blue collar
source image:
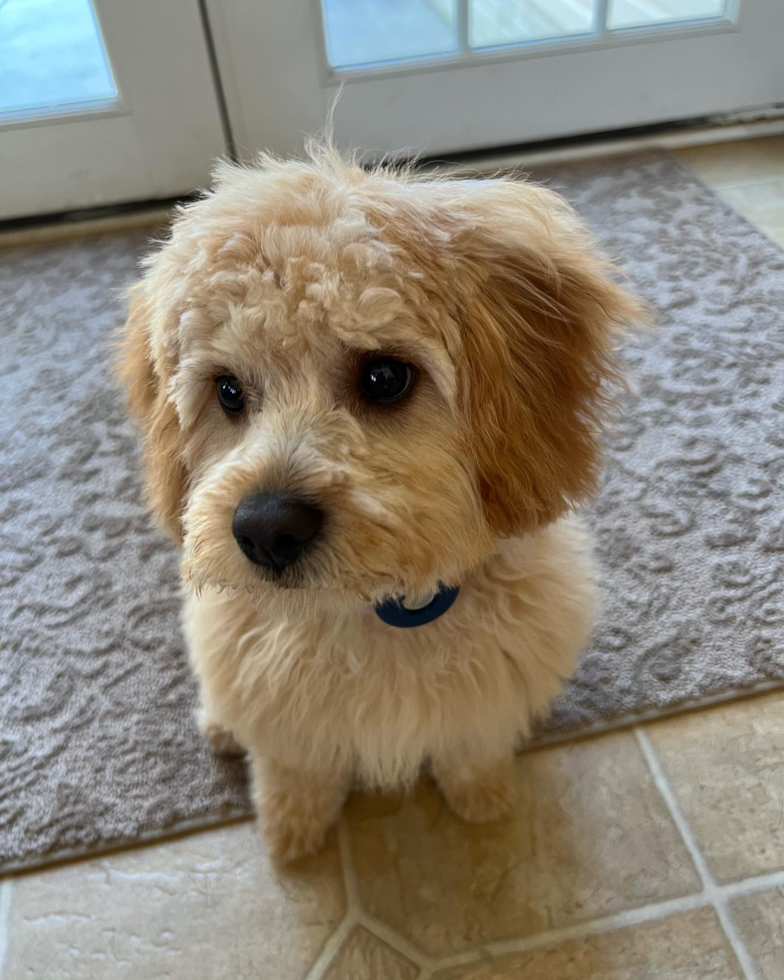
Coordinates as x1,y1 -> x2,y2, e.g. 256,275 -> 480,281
374,582 -> 460,628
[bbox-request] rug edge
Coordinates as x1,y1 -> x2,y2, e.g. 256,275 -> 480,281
4,677 -> 782,876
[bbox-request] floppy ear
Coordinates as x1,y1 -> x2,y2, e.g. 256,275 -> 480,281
455,181 -> 642,536
118,282 -> 187,542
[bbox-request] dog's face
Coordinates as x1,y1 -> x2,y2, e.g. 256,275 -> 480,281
120,150 -> 639,602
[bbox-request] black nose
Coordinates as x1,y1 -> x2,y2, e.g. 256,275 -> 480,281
232,492 -> 323,572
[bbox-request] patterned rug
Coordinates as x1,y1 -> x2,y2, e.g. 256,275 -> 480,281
1,152 -> 782,872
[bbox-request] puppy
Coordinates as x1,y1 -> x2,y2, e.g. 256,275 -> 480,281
120,146 -> 640,861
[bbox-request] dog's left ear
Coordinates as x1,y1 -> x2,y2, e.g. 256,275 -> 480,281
453,180 -> 643,536
118,282 -> 187,542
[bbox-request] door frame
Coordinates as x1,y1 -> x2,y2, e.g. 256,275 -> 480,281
1,0 -> 227,220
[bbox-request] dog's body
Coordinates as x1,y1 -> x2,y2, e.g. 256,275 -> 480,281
185,518 -> 595,856
121,147 -> 639,860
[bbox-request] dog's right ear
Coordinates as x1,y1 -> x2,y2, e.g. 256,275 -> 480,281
449,181 -> 643,537
118,282 -> 187,542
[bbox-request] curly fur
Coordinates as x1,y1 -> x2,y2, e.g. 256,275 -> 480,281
119,145 -> 641,860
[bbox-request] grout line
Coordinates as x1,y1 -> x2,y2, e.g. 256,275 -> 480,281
353,908 -> 434,971
634,728 -> 762,980
336,814 -> 434,971
634,729 -> 715,884
721,868 -> 784,900
0,879 -> 13,979
301,817 -> 363,979
304,910 -> 357,980
316,726 -> 784,978
429,893 -> 709,972
385,861 -> 784,978
327,735 -> 784,978
336,816 -> 360,909
715,906 -> 765,980
419,866 -> 784,974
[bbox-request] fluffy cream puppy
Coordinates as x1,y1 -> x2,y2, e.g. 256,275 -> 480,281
120,146 -> 640,861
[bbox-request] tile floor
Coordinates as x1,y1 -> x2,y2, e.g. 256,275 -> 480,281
674,136 -> 784,250
1,137 -> 783,979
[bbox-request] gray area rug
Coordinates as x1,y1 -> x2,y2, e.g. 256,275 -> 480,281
1,152 -> 783,872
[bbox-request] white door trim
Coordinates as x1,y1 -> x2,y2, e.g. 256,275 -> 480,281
1,0 -> 227,220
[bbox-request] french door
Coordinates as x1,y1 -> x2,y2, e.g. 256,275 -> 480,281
2,1 -> 784,219
206,0 -> 784,160
0,0 -> 225,220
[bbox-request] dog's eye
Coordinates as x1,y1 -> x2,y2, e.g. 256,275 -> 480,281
361,358 -> 414,404
216,375 -> 245,416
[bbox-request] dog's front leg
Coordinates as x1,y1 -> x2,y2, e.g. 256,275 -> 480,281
432,749 -> 516,824
197,706 -> 245,757
250,753 -> 353,862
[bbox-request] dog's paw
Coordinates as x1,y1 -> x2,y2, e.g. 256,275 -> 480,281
442,778 -> 515,823
253,759 -> 351,862
261,809 -> 332,863
435,757 -> 516,824
199,716 -> 245,757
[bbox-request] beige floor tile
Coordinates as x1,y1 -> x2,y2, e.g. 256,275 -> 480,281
716,179 -> 784,248
345,732 -> 700,956
322,926 -> 420,979
430,907 -> 742,979
4,823 -> 345,980
731,888 -> 784,980
647,691 -> 784,883
674,136 -> 784,186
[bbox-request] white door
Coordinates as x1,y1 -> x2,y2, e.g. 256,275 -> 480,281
207,0 -> 784,160
0,0 -> 226,220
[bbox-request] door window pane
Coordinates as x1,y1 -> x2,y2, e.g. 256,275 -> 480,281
322,0 -> 457,68
0,0 -> 116,116
471,0 -> 595,49
608,0 -> 727,30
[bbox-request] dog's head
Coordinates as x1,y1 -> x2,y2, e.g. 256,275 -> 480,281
120,148 -> 640,602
